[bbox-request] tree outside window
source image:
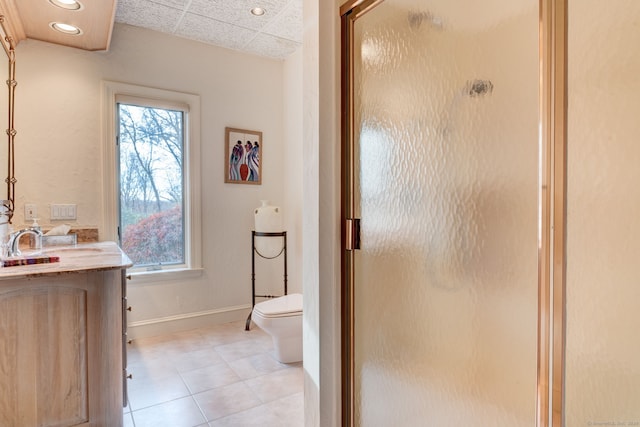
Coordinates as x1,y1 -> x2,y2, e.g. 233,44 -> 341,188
117,103 -> 185,267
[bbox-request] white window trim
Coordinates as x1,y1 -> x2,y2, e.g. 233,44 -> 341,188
102,80 -> 202,281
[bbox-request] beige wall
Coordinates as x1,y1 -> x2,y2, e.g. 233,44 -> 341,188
303,0 -> 342,426
11,23 -> 303,335
283,48 -> 304,301
565,0 -> 640,422
302,0 -> 321,424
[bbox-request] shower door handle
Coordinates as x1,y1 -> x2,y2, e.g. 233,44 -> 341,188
345,218 -> 361,251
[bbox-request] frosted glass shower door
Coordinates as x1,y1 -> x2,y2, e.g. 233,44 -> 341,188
348,0 -> 540,425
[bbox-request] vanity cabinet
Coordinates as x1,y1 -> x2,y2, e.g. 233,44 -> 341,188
0,242 -> 132,427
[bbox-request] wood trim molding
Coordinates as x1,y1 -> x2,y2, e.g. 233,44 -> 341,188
3,0 -> 116,51
0,0 -> 27,45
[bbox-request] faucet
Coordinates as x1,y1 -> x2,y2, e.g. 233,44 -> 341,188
7,227 -> 43,257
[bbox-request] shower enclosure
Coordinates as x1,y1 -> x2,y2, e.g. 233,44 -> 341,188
340,0 -> 640,425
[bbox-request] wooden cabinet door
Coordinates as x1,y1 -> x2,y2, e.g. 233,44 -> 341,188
0,270 -> 123,427
0,278 -> 89,426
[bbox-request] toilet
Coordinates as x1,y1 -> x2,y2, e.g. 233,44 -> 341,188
251,293 -> 303,363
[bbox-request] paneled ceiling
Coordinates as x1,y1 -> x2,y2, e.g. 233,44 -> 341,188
115,0 -> 303,59
0,0 -> 302,59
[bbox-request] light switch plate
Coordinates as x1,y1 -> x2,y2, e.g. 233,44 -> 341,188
50,204 -> 77,220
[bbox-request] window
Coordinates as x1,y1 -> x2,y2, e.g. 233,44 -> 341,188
103,82 -> 201,278
117,100 -> 185,267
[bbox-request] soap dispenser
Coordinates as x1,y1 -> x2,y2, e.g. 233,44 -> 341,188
29,218 -> 41,249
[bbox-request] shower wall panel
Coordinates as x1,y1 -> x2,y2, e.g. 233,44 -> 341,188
351,1 -> 539,425
565,0 -> 640,423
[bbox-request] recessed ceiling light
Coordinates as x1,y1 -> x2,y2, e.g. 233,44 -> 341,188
49,22 -> 83,35
250,7 -> 266,16
48,0 -> 83,11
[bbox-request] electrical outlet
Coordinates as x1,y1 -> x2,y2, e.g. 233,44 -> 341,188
25,204 -> 37,220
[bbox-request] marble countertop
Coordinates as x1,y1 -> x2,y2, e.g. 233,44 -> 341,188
0,241 -> 133,280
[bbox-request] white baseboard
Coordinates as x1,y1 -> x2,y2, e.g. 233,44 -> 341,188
127,304 -> 252,339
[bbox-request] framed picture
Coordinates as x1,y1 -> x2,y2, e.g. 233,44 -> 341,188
224,127 -> 262,185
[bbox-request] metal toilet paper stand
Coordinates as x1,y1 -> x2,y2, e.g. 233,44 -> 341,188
245,230 -> 287,331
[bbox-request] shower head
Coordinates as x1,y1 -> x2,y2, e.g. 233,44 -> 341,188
438,79 -> 495,137
408,11 -> 443,30
466,79 -> 494,97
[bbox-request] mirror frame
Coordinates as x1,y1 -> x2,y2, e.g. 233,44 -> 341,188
0,14 -> 16,223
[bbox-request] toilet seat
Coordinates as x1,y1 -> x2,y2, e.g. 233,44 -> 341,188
253,293 -> 302,318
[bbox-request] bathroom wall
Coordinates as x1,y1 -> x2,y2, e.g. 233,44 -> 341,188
302,0 -> 322,423
12,23 -> 303,336
283,48 -> 304,300
564,0 -> 640,422
303,0 -> 342,426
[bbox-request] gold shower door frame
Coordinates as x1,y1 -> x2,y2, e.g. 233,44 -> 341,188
339,0 -> 568,426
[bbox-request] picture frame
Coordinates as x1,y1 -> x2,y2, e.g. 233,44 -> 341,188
224,127 -> 262,185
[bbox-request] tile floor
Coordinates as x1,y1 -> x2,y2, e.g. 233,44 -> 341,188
123,320 -> 304,427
